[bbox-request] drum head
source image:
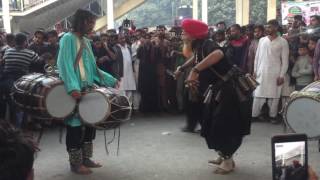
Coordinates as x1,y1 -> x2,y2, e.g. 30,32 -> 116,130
79,91 -> 111,125
46,85 -> 76,118
286,97 -> 320,139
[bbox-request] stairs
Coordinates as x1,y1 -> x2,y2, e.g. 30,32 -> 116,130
10,0 -> 92,33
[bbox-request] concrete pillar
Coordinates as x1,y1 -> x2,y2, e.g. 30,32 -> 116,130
201,0 -> 207,23
267,0 -> 277,21
235,0 -> 249,26
107,0 -> 114,29
2,0 -> 11,33
193,0 -> 198,20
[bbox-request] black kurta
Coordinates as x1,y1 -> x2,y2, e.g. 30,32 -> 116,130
197,39 -> 251,155
137,41 -> 159,112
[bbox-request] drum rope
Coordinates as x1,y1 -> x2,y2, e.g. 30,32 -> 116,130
103,127 -> 121,156
117,126 -> 121,156
104,130 -> 110,155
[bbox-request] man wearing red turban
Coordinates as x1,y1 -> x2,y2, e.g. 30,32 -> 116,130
175,19 -> 251,175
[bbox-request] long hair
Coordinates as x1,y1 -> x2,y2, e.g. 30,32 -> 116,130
71,9 -> 97,34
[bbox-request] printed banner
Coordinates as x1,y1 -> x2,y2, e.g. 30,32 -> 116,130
281,0 -> 320,25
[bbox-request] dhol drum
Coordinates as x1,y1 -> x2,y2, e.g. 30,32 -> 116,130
284,81 -> 320,139
78,87 -> 132,130
11,73 -> 76,119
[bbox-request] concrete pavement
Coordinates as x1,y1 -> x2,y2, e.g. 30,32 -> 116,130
34,113 -> 320,180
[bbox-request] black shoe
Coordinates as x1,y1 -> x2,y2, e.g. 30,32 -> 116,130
181,127 -> 196,133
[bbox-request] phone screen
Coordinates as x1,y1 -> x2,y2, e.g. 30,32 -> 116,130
273,141 -> 307,180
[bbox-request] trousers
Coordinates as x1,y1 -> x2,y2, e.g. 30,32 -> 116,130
252,97 -> 280,118
66,125 -> 96,151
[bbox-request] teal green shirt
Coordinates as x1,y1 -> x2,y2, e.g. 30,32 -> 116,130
57,32 -> 116,126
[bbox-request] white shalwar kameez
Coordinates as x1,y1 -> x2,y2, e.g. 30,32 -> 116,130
252,36 -> 289,118
119,44 -> 136,103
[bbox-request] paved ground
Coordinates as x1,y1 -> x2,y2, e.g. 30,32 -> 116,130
34,113 -> 320,180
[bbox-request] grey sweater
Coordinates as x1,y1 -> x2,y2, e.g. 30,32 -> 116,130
292,55 -> 314,86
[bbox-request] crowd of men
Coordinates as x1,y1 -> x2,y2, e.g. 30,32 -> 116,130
1,15 -> 320,129
1,11 -> 320,179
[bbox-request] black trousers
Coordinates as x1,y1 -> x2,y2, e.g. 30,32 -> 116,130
211,136 -> 243,157
184,91 -> 203,131
66,125 -> 96,151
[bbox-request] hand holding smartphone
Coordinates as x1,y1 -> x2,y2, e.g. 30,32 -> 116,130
272,134 -> 308,180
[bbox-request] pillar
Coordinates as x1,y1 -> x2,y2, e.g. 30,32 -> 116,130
235,0 -> 249,26
267,0 -> 277,21
2,0 -> 11,33
201,0 -> 207,23
107,0 -> 114,29
193,0 -> 198,20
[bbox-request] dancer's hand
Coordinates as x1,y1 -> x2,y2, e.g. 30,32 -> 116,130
174,67 -> 182,79
186,70 -> 199,93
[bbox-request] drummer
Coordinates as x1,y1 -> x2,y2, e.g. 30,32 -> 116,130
57,9 -> 117,175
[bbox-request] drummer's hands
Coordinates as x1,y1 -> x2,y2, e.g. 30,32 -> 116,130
70,91 -> 81,100
277,77 -> 284,86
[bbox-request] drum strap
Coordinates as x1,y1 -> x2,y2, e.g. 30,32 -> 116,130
73,38 -> 105,86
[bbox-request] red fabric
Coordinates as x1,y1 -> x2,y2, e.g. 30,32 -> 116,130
181,19 -> 208,39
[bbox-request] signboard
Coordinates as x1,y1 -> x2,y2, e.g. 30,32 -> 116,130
281,0 -> 320,25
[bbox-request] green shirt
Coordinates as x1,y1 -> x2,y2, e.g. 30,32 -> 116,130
57,32 -> 116,126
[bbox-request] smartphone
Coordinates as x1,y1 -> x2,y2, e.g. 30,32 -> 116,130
272,134 -> 308,180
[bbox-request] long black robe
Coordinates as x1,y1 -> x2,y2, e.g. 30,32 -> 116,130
137,42 -> 159,112
197,39 -> 251,155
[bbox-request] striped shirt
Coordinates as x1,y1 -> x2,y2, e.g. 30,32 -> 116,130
3,47 -> 40,75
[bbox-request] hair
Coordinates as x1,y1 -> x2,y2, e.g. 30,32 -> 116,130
230,24 -> 241,31
298,43 -> 308,49
15,33 -> 27,47
47,30 -> 58,37
216,21 -> 226,26
267,19 -> 280,28
0,121 -> 37,180
215,29 -> 225,36
5,34 -> 15,45
309,35 -> 319,43
71,9 -> 97,33
311,15 -> 320,22
157,25 -> 166,30
91,35 -> 101,42
100,33 -> 108,38
246,24 -> 255,32
254,24 -> 265,32
294,15 -> 303,21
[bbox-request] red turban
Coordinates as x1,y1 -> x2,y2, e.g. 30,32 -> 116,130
181,19 -> 208,39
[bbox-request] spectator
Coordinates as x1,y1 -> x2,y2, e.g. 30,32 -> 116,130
246,24 -> 264,75
252,19 -> 289,123
2,33 -> 41,126
310,15 -> 320,28
292,43 -> 313,90
0,121 -> 37,180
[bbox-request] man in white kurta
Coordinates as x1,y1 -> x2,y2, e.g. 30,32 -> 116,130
117,35 -> 136,103
252,20 -> 289,122
131,34 -> 142,110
